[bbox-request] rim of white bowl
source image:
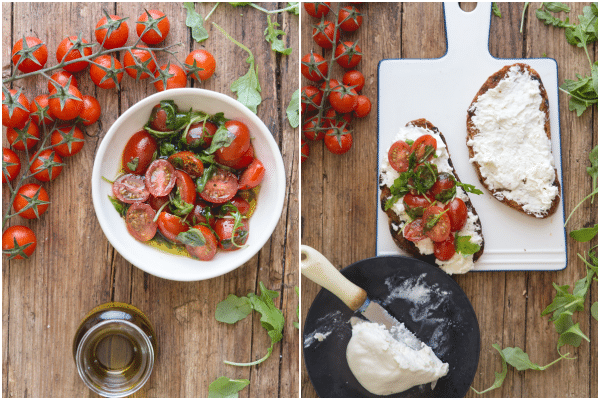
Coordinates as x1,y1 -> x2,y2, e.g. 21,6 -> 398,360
91,88 -> 286,281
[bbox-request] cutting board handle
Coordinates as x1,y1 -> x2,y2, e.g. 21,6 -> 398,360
444,2 -> 492,59
300,245 -> 367,311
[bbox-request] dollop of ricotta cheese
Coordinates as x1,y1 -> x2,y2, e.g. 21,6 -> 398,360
467,65 -> 558,217
346,320 -> 449,396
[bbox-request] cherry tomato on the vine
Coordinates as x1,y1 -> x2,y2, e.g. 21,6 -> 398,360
95,14 -> 129,49
6,120 -> 40,151
338,6 -> 363,32
302,116 -> 324,141
342,70 -> 365,92
29,95 -> 54,127
90,55 -> 124,89
185,49 -> 216,81
13,183 -> 50,219
301,138 -> 310,163
301,85 -> 322,114
80,95 -> 101,126
312,20 -> 338,49
12,36 -> 47,73
136,9 -> 170,45
48,71 -> 77,92
301,53 -> 328,82
2,225 -> 37,260
2,147 -> 21,183
48,85 -> 83,120
324,127 -> 353,155
353,95 -> 371,118
2,89 -> 30,129
328,85 -> 358,114
153,63 -> 187,91
29,149 -> 63,182
50,125 -> 85,157
123,45 -> 157,80
56,36 -> 92,73
334,41 -> 362,69
304,2 -> 330,18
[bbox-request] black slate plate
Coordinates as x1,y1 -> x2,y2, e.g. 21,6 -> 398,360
302,256 -> 480,398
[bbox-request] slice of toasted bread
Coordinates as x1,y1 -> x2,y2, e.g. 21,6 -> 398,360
466,63 -> 560,218
379,118 -> 485,266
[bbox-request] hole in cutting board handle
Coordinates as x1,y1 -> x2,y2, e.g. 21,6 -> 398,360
459,2 -> 477,12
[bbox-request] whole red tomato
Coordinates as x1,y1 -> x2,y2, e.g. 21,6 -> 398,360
185,49 -> 216,81
153,63 -> 187,91
324,128 -> 353,155
48,71 -> 77,92
304,2 -> 330,18
95,14 -> 129,49
6,120 -> 40,151
29,149 -> 63,182
90,55 -> 124,89
312,20 -> 338,49
338,6 -> 363,32
2,225 -> 37,260
334,41 -> 362,69
48,85 -> 83,120
215,120 -> 251,162
29,95 -> 55,127
80,95 -> 101,126
301,53 -> 328,82
136,10 -> 170,45
13,183 -> 50,219
353,95 -> 371,118
12,36 -> 48,73
329,85 -> 358,113
50,125 -> 85,157
342,70 -> 365,92
56,36 -> 92,72
301,85 -> 323,114
2,147 -> 21,183
123,45 -> 157,80
2,89 -> 30,128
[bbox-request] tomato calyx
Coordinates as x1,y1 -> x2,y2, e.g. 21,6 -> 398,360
137,9 -> 169,41
335,41 -> 362,67
2,235 -> 35,260
2,87 -> 29,120
31,150 -> 64,181
13,185 -> 51,219
48,84 -> 81,112
51,125 -> 85,155
10,120 -> 41,150
301,52 -> 328,81
92,55 -> 124,90
150,60 -> 176,90
96,10 -> 129,45
12,35 -> 45,71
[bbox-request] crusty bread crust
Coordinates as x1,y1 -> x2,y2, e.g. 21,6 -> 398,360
379,118 -> 485,264
466,63 -> 560,218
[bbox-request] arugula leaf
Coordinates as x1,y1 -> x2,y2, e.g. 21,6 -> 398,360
213,23 -> 262,113
471,344 -> 507,394
455,236 -> 481,255
501,346 -> 566,371
171,188 -> 194,217
588,144 -> 598,201
570,224 -> 598,242
208,376 -> 250,398
287,2 -> 299,15
536,8 -> 572,28
108,195 -> 129,217
264,15 -> 292,55
454,180 -> 484,195
218,282 -> 285,367
492,2 -> 502,18
592,302 -> 598,320
184,2 -> 209,43
215,294 -> 253,324
543,2 -> 571,13
286,88 -> 300,128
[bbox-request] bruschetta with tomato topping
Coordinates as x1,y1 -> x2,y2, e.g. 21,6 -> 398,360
379,118 -> 484,275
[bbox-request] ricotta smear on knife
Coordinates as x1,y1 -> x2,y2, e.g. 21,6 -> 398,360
467,65 -> 558,217
346,319 -> 449,395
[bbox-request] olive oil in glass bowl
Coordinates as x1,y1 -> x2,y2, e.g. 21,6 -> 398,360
73,302 -> 157,397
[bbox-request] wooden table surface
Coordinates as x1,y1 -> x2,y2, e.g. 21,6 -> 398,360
2,2 -> 298,397
301,2 -> 597,398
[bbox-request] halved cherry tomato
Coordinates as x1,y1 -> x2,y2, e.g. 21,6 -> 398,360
112,173 -> 150,204
3,148 -> 20,183
167,151 -> 204,179
388,140 -> 411,172
218,145 -> 254,170
126,202 -> 157,242
185,121 -> 217,148
122,130 -> 158,174
238,159 -> 265,190
403,193 -> 431,209
215,120 -> 250,162
423,206 -> 451,243
174,170 -> 196,205
229,196 -> 251,216
200,168 -> 238,204
148,194 -> 170,212
29,149 -> 63,182
214,218 -> 249,251
186,199 -> 215,227
145,159 -> 176,197
13,183 -> 49,219
434,234 -> 455,261
185,225 -> 218,261
411,134 -> 437,162
157,211 -> 189,243
429,172 -> 456,202
445,198 -> 468,232
404,219 -> 426,243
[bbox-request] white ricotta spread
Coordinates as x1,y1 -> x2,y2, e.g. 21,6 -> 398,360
467,65 -> 558,217
379,124 -> 482,273
346,320 -> 449,396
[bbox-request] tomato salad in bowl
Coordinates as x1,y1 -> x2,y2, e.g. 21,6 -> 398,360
108,100 -> 265,261
92,88 -> 285,281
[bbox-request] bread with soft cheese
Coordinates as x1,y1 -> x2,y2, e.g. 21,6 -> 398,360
379,118 -> 484,274
466,63 -> 560,218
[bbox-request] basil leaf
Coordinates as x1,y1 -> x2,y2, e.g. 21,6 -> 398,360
183,2 -> 209,43
570,224 -> 598,242
208,376 -> 250,398
413,163 -> 437,193
196,164 -> 216,193
177,228 -> 207,247
455,236 -> 481,255
206,125 -> 235,154
403,200 -> 425,220
126,157 -> 139,172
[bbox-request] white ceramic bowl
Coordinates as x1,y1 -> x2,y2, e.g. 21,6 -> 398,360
91,88 -> 286,281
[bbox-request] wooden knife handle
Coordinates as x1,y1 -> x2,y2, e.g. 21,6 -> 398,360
300,245 -> 367,311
